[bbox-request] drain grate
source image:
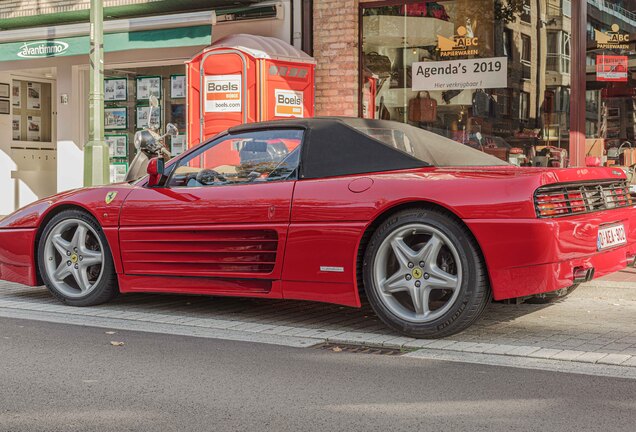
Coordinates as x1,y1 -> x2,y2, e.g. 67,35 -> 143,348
316,343 -> 406,356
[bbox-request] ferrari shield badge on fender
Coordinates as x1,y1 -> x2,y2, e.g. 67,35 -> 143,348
105,191 -> 118,204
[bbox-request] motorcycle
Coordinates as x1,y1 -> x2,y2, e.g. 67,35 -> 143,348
125,95 -> 179,182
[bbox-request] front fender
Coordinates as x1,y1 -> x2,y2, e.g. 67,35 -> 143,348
0,184 -> 137,230
0,184 -> 138,286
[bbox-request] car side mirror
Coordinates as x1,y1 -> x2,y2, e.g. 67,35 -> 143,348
147,157 -> 165,187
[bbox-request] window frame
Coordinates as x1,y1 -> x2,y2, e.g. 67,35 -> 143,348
503,28 -> 514,60
547,30 -> 571,75
520,34 -> 532,81
164,128 -> 306,188
520,0 -> 532,23
519,91 -> 530,121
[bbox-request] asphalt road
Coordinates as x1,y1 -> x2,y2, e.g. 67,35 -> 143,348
1,317 -> 634,432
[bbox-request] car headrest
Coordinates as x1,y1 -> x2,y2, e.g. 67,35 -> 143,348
241,141 -> 268,153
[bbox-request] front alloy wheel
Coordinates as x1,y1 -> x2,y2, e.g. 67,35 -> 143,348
38,210 -> 118,306
363,208 -> 490,338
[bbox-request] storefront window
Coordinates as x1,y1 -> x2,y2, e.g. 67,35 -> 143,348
94,64 -> 187,182
360,0 -> 572,166
12,79 -> 52,143
585,0 -> 636,167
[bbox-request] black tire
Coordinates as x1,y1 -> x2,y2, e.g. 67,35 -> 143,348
37,209 -> 119,306
525,284 -> 579,304
362,207 -> 491,338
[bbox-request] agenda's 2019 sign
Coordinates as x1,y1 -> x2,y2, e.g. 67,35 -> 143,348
412,57 -> 508,92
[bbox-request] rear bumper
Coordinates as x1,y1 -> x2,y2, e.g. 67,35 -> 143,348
467,207 -> 636,300
0,228 -> 38,286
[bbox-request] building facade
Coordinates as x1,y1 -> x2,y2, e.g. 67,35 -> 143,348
313,0 -> 636,170
0,0 -> 306,215
2,0 -> 636,215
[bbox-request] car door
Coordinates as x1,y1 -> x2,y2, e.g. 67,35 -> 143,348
118,129 -> 304,288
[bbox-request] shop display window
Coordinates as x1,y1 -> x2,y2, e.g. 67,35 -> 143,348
584,0 -> 636,167
12,79 -> 52,143
100,64 -> 188,178
360,0 -> 572,167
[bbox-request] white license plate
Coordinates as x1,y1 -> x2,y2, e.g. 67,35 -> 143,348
597,224 -> 627,251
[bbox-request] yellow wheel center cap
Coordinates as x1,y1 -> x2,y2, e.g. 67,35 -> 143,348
412,268 -> 423,279
70,254 -> 78,264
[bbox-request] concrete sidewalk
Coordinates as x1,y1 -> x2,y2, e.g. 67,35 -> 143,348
597,266 -> 636,285
1,279 -> 635,368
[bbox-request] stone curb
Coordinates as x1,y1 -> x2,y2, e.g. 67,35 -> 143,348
0,299 -> 634,369
0,307 -> 324,349
324,333 -> 636,367
404,349 -> 636,380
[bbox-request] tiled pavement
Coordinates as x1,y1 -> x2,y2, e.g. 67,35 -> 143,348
1,281 -> 636,367
598,265 -> 636,284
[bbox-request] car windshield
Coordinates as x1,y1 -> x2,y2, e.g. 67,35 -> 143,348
341,118 -> 509,167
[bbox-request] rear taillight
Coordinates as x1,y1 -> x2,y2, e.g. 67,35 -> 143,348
567,192 -> 586,213
536,193 -> 569,217
534,180 -> 632,218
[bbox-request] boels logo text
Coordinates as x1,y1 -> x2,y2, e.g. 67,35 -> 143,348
204,75 -> 242,113
18,41 -> 69,58
595,24 -> 630,50
438,21 -> 479,57
207,82 -> 239,93
275,89 -> 304,118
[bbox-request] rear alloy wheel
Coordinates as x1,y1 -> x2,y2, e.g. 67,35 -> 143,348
38,210 -> 118,306
363,208 -> 490,338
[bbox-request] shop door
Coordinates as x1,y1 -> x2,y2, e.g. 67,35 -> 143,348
585,0 -> 636,167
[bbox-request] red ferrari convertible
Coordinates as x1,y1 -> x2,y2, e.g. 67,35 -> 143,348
1,118 -> 634,338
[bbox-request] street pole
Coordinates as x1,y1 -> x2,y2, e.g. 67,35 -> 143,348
84,0 -> 109,186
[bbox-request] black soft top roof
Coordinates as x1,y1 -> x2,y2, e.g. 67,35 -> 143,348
228,117 -> 427,179
228,117 -> 507,179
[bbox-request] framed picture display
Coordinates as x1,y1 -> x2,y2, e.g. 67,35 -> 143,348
105,134 -> 128,158
110,162 -> 128,184
136,105 -> 161,129
0,99 -> 9,114
171,134 -> 187,156
170,103 -> 186,130
0,83 -> 9,98
12,82 -> 20,108
12,115 -> 20,140
27,115 -> 41,141
104,78 -> 127,101
27,82 -> 41,109
136,76 -> 161,100
104,106 -> 128,129
170,75 -> 186,99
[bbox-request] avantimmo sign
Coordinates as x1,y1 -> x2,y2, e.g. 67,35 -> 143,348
17,41 -> 69,58
0,24 -> 212,62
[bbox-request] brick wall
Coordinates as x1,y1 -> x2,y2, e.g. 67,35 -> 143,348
312,0 -> 359,117
0,0 -> 160,19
